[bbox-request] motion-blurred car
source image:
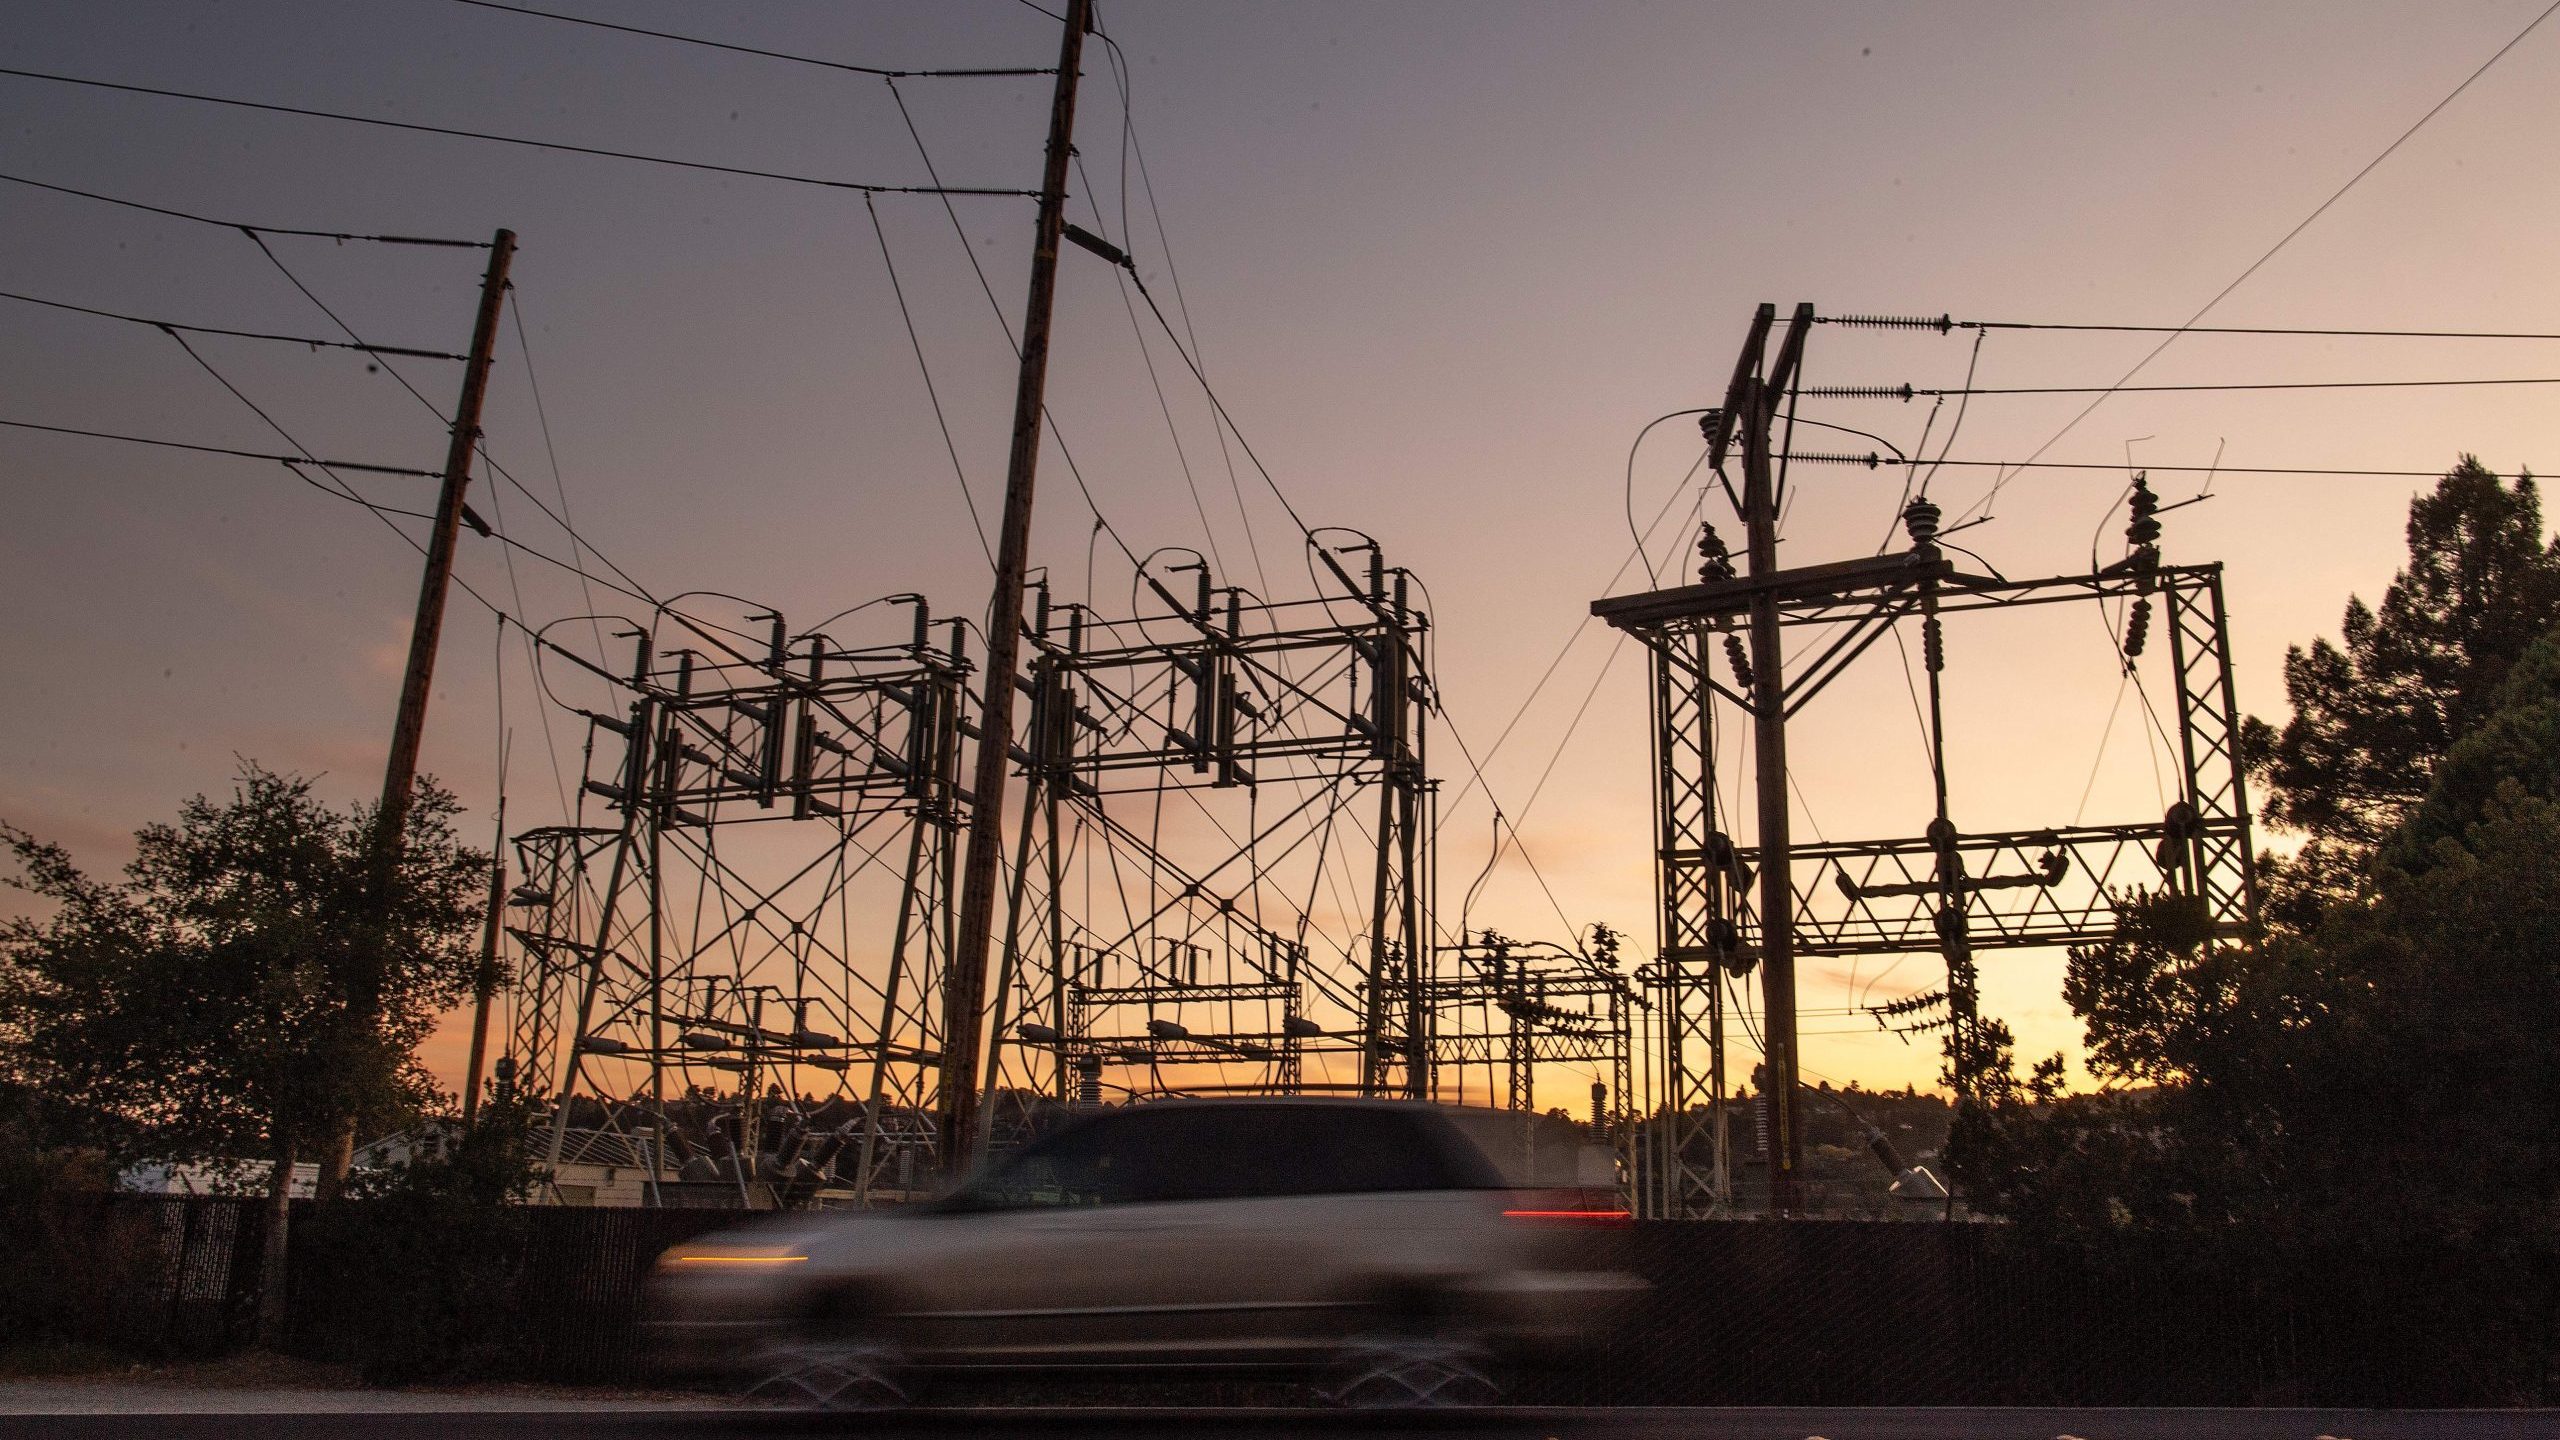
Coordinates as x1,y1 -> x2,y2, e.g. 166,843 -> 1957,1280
647,1097 -> 1639,1408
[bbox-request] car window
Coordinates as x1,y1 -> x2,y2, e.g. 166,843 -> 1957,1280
956,1106 -> 1229,1208
1274,1107 -> 1454,1195
1167,1105 -> 1488,1199
959,1112 -> 1142,1208
955,1103 -> 1497,1209
1112,1107 -> 1249,1202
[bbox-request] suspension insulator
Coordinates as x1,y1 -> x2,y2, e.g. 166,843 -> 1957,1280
2126,472 -> 2162,551
1708,917 -> 1754,977
1724,632 -> 1754,692
1830,312 -> 1956,334
2125,596 -> 2152,661
1803,383 -> 1917,402
1697,522 -> 1736,583
1934,903 -> 1970,951
1903,496 -> 1942,548
1922,615 -> 1945,674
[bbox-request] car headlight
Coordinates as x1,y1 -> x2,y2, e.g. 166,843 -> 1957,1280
658,1244 -> 811,1270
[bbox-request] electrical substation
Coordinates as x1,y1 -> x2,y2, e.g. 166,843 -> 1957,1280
1596,304 -> 2259,1217
2,0 -> 2311,1221
31,1 -> 2560,1415
486,304 -> 2262,1216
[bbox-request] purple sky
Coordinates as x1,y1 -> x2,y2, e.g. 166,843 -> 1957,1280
5,1 -> 2558,1103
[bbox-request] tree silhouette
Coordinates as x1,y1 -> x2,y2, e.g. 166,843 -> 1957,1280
0,762 -> 482,1343
2246,457 -> 2560,924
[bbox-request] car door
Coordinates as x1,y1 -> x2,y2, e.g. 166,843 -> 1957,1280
888,1106 -> 1228,1363
1083,1104 -> 1337,1358
1225,1105 -> 1480,1348
1152,1104 -> 1354,1355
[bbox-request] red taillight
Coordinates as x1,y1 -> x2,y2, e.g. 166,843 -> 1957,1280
1502,1189 -> 1631,1226
1502,1207 -> 1632,1227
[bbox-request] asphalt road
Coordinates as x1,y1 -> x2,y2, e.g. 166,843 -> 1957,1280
6,1407 -> 2556,1440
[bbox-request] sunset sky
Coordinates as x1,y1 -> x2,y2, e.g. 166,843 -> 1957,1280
6,1 -> 2559,1111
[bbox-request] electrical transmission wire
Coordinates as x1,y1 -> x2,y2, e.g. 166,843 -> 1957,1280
0,416 -> 439,476
0,170 -> 486,245
1810,375 -> 2560,398
7,212 -> 665,645
1122,271 -> 1319,545
1825,313 -> 2560,342
1933,0 -> 2560,524
238,230 -> 671,626
150,325 -> 517,625
1625,411 -> 1716,587
444,0 -> 1054,78
469,385 -> 576,831
1076,155 -> 1229,580
1435,706 -> 1583,945
1443,441 -> 1709,820
1098,26 -> 1271,599
880,75 -> 1143,572
78,347 -> 657,615
0,67 -> 1039,196
0,287 -> 465,360
504,288 -> 611,665
157,327 -> 414,512
861,191 -> 997,571
1782,452 -> 2546,481
983,97 -> 1323,556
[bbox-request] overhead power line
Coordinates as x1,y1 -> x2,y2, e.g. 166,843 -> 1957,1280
881,74 -> 1142,572
447,0 -> 1054,78
1056,220 -> 1320,544
1822,313 -> 2560,342
1783,451 -> 2540,480
91,327 -> 667,627
0,416 -> 441,476
0,171 -> 486,245
1808,375 -> 2560,399
0,288 -> 465,360
0,67 -> 1038,197
862,192 -> 996,571
1939,0 -> 2560,524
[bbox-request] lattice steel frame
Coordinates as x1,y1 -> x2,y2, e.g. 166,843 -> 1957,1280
1424,935 -> 1635,1185
499,824 -> 621,1100
1604,556 -> 2258,1218
977,553 -> 1436,1119
518,602 -> 970,1202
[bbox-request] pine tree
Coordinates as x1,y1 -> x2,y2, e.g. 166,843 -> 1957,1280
2245,457 -> 2560,920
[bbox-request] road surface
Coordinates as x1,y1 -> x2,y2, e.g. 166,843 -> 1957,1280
1,1390 -> 2552,1440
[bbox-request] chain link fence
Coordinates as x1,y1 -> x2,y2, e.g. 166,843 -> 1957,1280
13,1193 -> 2530,1403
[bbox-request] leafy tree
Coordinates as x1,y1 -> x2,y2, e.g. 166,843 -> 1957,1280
0,763 -> 483,1343
2245,458 -> 2560,922
1952,462 -> 2560,1399
1954,637 -> 2560,1400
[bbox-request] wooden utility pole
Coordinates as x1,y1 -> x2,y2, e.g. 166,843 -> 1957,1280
937,0 -> 1091,1177
380,229 -> 517,859
317,228 -> 516,1198
460,798 -> 507,1128
1736,302 -> 1813,1214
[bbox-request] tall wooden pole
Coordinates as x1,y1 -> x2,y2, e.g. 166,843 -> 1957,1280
316,228 -> 515,1199
460,798 -> 506,1128
1740,302 -> 1813,1215
379,230 -> 517,855
938,0 -> 1091,1177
